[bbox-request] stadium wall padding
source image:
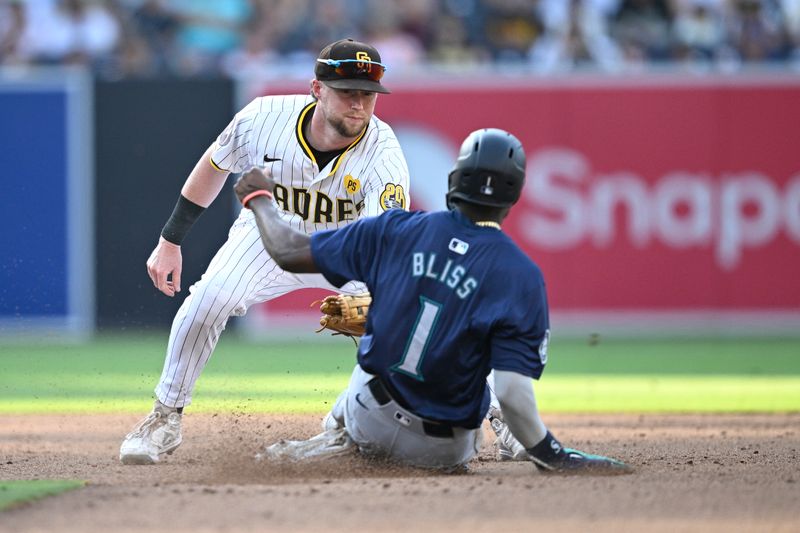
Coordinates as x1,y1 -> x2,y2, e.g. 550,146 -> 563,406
94,78 -> 235,329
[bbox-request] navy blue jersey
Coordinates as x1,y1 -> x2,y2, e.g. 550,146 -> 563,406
311,209 -> 550,428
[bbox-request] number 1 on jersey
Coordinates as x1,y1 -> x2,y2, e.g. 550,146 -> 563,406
391,296 -> 442,381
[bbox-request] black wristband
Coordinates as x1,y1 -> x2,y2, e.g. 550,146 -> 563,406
526,431 -> 565,463
161,194 -> 206,245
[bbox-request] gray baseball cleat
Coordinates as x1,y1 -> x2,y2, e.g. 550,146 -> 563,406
119,400 -> 183,465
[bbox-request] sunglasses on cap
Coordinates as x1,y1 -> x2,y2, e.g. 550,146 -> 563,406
316,58 -> 387,82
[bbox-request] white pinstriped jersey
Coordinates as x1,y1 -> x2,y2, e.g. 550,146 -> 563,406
210,94 -> 410,233
149,95 -> 409,409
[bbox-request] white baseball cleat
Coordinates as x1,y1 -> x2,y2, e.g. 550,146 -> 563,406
496,440 -> 529,461
119,401 -> 183,465
487,407 -> 530,462
256,428 -> 356,462
321,410 -> 344,431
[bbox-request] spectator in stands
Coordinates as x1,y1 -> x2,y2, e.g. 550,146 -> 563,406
429,14 -> 490,65
362,1 -> 426,68
439,0 -> 491,54
129,0 -> 179,75
0,0 -> 25,65
257,0 -> 316,59
727,0 -> 789,61
394,0 -> 438,52
483,0 -> 544,63
166,0 -> 252,75
220,23 -> 277,79
303,0 -> 362,58
14,0 -> 120,68
530,0 -> 624,72
672,0 -> 728,62
780,0 -> 800,46
612,0 -> 674,62
6,0 -> 800,77
778,0 -> 800,65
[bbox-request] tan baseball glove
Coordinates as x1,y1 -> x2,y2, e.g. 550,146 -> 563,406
315,293 -> 372,337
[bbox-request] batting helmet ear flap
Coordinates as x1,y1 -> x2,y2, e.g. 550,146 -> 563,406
445,169 -> 462,210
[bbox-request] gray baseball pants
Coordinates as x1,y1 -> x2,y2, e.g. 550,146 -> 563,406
331,365 -> 482,469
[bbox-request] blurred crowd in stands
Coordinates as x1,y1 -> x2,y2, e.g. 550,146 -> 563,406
2,0 -> 800,79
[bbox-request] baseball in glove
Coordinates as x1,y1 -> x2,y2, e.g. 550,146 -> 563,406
315,293 -> 372,337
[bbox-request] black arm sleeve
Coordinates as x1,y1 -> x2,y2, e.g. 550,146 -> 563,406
160,194 -> 206,245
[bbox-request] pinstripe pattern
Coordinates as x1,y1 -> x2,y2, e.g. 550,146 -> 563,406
155,94 -> 410,407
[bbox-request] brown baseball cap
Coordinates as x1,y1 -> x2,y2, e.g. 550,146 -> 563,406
315,38 -> 390,94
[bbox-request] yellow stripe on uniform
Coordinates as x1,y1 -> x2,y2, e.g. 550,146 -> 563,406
209,156 -> 228,172
296,102 -> 318,166
328,125 -> 367,177
295,101 -> 368,174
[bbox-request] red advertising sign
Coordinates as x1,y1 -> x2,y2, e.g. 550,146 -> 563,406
247,78 -> 800,332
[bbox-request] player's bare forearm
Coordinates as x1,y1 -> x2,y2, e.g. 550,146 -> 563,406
248,197 -> 317,273
152,145 -> 228,296
181,144 -> 230,207
235,167 -> 317,272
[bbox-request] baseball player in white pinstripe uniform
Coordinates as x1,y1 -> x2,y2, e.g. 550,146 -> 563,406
120,39 -> 409,465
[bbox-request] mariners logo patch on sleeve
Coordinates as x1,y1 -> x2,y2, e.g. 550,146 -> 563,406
539,329 -> 550,365
380,183 -> 406,210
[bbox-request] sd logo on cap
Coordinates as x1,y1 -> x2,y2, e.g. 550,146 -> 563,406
315,38 -> 390,94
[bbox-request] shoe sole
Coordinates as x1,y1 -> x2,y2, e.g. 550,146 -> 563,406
120,452 -> 159,465
120,440 -> 182,465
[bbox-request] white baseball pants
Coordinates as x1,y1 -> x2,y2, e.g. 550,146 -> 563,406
154,210 -> 362,407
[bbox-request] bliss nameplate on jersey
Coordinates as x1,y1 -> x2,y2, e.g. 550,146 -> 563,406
412,251 -> 478,299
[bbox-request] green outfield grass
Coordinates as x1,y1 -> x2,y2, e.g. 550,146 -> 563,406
0,480 -> 85,511
0,334 -> 798,414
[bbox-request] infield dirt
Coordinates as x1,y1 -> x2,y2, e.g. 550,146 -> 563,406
1,413 -> 798,532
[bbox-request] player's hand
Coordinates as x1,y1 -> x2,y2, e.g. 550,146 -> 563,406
146,237 -> 183,297
234,167 -> 276,204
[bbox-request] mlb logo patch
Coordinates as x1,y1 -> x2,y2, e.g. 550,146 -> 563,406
448,238 -> 469,255
394,411 -> 411,426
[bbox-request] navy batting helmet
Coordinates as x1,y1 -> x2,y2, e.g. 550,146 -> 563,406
446,128 -> 526,209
